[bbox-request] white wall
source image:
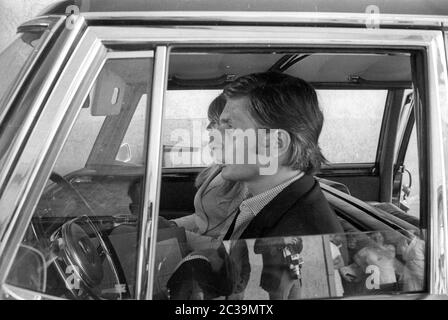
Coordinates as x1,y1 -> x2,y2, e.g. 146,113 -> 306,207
0,0 -> 60,52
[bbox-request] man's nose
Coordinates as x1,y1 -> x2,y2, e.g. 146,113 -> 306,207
217,123 -> 227,135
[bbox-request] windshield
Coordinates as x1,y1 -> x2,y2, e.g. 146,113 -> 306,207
0,30 -> 47,114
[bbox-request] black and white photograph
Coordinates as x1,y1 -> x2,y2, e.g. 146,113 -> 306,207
0,0 -> 446,310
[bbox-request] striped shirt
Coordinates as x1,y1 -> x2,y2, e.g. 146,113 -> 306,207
230,172 -> 305,240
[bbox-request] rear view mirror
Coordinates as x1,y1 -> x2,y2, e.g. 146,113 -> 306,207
91,65 -> 126,116
6,245 -> 47,293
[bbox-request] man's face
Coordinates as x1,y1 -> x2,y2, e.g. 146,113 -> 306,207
217,96 -> 261,182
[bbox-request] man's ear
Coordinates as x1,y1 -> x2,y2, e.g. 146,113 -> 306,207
260,129 -> 290,157
276,129 -> 291,157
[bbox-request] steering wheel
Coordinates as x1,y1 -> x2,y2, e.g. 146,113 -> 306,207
45,172 -> 130,299
51,216 -> 129,300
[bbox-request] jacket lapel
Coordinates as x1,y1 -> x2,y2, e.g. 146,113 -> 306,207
240,174 -> 316,239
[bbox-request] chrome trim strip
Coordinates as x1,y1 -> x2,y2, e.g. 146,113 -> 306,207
81,11 -> 448,28
142,46 -> 168,300
90,25 -> 441,47
107,51 -> 154,59
427,33 -> 448,294
117,50 -> 156,300
444,31 -> 448,295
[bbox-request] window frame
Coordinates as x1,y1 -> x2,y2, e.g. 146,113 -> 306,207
0,19 -> 156,300
136,25 -> 444,299
0,21 -> 447,300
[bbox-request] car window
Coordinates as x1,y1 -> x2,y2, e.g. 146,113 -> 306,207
318,90 -> 387,163
5,57 -> 153,300
162,89 -> 387,168
402,124 -> 420,218
116,94 -> 147,166
54,109 -> 106,176
152,49 -> 427,300
163,90 -> 221,167
152,230 -> 425,299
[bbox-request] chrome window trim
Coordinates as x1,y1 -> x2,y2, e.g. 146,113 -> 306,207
106,51 -> 155,59
427,32 -> 448,294
443,31 -> 448,295
80,11 -> 448,28
140,46 -> 168,300
90,25 -> 440,47
0,24 -> 446,299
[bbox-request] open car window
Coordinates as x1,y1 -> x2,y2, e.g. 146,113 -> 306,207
152,229 -> 426,299
162,88 -> 388,168
154,47 -> 426,301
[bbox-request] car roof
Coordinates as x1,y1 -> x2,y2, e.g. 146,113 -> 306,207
43,0 -> 448,16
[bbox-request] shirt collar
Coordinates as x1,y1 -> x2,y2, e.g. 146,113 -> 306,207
239,172 -> 305,217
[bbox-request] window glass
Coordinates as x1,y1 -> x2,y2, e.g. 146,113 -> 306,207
153,50 -> 425,300
153,230 -> 425,299
54,109 -> 105,176
318,90 -> 387,163
116,94 -> 147,165
0,31 -> 47,111
163,90 -> 221,167
402,125 -> 420,218
0,30 -> 50,172
162,89 -> 387,167
6,57 -> 153,300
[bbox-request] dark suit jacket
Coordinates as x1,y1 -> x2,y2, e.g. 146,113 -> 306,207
227,174 -> 344,292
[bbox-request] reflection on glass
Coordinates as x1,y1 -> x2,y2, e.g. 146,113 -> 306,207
0,31 -> 46,111
153,229 -> 425,300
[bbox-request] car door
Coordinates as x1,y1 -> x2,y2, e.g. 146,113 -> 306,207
137,23 -> 448,299
1,14 -> 447,300
0,16 -> 158,300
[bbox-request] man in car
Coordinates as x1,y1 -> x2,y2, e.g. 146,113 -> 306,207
217,72 -> 344,299
168,72 -> 344,300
